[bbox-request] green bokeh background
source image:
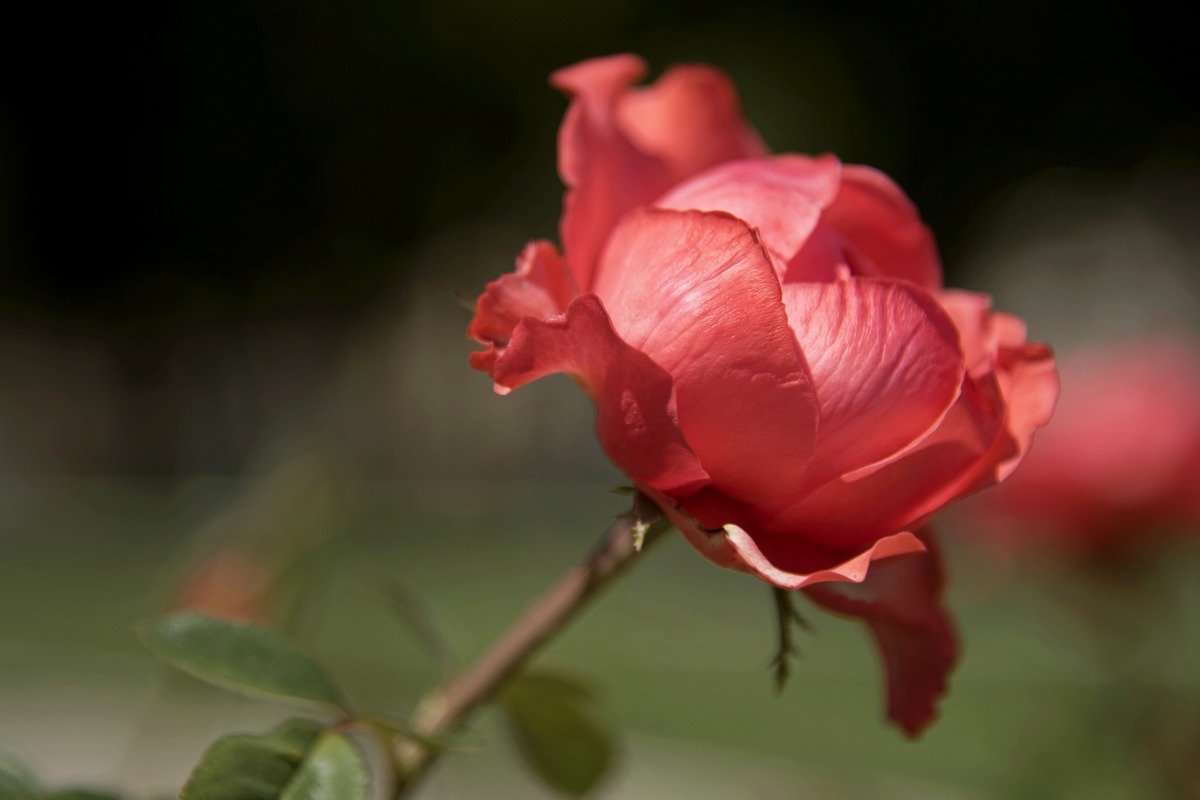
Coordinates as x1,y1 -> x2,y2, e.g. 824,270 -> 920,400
3,479 -> 1199,797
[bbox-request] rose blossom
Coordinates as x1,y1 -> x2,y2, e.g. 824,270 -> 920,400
978,338 -> 1200,551
468,54 -> 1058,735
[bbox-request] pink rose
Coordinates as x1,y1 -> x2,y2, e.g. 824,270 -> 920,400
468,54 -> 1058,735
980,338 -> 1200,551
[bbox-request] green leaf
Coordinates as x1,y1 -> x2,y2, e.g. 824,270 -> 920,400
506,672 -> 594,703
140,612 -> 346,710
0,752 -> 38,800
181,720 -> 370,800
181,719 -> 323,800
277,732 -> 371,800
0,755 -> 124,800
500,672 -> 615,798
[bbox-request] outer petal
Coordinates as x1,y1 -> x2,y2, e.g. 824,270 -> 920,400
551,54 -> 763,290
937,290 -> 1060,481
593,208 -> 819,510
769,374 -> 1007,551
468,241 -> 576,373
655,155 -> 842,280
993,340 -> 1059,481
659,157 -> 941,289
617,64 -> 767,179
642,485 -> 927,588
781,276 -> 964,491
822,165 -> 942,290
936,290 -> 996,377
804,532 -> 958,737
489,294 -> 709,495
553,55 -> 669,291
767,339 -> 1055,553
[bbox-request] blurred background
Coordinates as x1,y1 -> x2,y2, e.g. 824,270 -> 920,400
1,0 -> 1198,797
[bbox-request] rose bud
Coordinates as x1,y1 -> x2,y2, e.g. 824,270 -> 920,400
977,338 -> 1200,553
468,54 -> 1058,735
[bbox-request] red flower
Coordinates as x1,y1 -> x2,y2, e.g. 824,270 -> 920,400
468,54 -> 1058,735
980,338 -> 1200,551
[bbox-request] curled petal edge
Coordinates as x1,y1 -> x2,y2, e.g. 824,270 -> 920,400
640,485 -> 926,589
468,240 -> 576,375
994,341 -> 1060,482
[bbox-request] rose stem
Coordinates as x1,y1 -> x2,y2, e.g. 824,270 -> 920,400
393,503 -> 670,796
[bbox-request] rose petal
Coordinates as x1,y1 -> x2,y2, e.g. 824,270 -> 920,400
822,165 -> 942,290
934,289 -> 1060,482
552,54 -> 763,291
468,241 -> 576,373
656,155 -> 843,280
781,276 -> 964,491
936,289 -> 995,377
594,208 -> 819,509
769,374 -> 1006,551
659,157 -> 942,290
490,293 -> 709,494
642,485 -> 927,588
553,55 -> 669,291
725,526 -> 927,589
618,63 -> 766,179
994,341 -> 1060,481
804,532 -> 958,737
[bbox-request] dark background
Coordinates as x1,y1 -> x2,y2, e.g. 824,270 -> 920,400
2,0 -> 1196,474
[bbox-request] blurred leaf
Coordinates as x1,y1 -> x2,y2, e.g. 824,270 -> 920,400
371,579 -> 457,672
500,672 -> 615,798
182,718 -> 370,800
140,612 -> 346,710
507,672 -> 594,703
0,754 -> 124,800
0,752 -> 38,800
277,731 -> 371,800
181,719 -> 318,799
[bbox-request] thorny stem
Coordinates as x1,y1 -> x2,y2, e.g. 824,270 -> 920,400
392,497 -> 669,797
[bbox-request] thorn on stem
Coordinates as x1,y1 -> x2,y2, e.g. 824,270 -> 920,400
622,491 -> 664,553
631,520 -> 649,552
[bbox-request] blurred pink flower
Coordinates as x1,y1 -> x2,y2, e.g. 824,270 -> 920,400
980,338 -> 1200,551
